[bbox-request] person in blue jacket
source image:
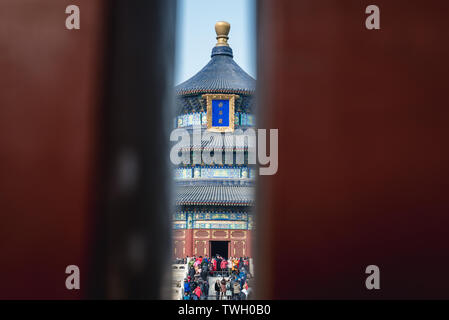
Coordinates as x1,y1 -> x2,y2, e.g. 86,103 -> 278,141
238,269 -> 247,289
183,278 -> 190,294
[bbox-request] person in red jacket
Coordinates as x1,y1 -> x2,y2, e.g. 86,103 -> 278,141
193,285 -> 202,299
220,259 -> 228,276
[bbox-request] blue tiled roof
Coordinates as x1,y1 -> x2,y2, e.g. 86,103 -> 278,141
175,46 -> 256,96
176,184 -> 254,206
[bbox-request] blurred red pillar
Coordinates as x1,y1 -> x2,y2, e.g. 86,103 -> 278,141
0,0 -> 106,299
257,0 -> 449,299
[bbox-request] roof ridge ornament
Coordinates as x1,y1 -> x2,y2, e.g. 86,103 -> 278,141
215,21 -> 230,47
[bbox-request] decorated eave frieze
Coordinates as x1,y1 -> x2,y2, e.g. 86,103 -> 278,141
172,211 -> 255,231
174,112 -> 255,129
174,166 -> 256,181
173,211 -> 249,221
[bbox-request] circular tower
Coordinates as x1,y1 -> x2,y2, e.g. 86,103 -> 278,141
172,22 -> 255,260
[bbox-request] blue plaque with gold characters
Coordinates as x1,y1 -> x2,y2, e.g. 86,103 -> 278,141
212,100 -> 229,127
203,93 -> 237,132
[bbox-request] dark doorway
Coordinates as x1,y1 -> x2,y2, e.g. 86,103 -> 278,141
210,241 -> 229,259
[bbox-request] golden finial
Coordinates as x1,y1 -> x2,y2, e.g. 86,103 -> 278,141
215,21 -> 230,47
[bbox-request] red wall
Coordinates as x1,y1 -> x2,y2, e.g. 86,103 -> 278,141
173,229 -> 252,258
257,0 -> 449,299
0,0 -> 105,299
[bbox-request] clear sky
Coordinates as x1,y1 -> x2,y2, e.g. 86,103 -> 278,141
175,0 -> 256,85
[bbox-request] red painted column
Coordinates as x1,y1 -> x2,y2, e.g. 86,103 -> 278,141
185,229 -> 194,257
0,0 -> 106,299
205,239 -> 210,257
246,230 -> 252,258
258,0 -> 449,299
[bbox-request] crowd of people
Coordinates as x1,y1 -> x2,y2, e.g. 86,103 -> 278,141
180,255 -> 252,300
214,272 -> 250,300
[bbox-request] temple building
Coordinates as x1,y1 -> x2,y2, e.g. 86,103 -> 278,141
172,22 -> 255,259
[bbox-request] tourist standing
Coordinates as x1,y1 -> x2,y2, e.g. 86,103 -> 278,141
193,285 -> 202,300
203,280 -> 209,300
216,255 -> 222,273
220,259 -> 228,276
183,278 -> 190,295
201,263 -> 208,281
226,281 -> 232,300
220,277 -> 227,300
214,279 -> 221,300
244,257 -> 249,275
188,266 -> 195,279
233,280 -> 241,300
212,258 -> 217,274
